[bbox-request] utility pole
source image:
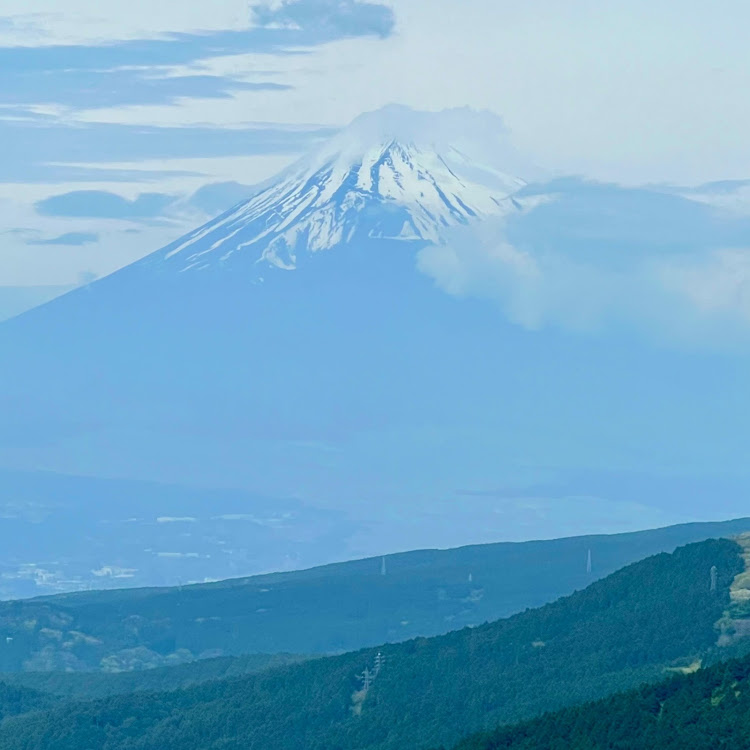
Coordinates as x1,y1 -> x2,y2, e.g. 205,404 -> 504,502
586,549 -> 592,574
381,556 -> 387,576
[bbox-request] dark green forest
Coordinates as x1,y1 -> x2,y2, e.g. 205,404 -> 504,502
0,538 -> 740,750
0,652 -> 310,700
451,651 -> 750,750
0,683 -> 50,722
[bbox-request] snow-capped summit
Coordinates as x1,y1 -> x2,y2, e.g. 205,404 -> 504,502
152,105 -> 532,274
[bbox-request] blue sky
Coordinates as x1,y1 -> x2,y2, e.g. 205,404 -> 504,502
3,0 -> 750,287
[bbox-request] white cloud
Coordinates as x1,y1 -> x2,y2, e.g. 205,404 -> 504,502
156,516 -> 198,523
156,551 -> 201,558
418,207 -> 750,349
659,249 -> 750,323
91,565 -> 137,578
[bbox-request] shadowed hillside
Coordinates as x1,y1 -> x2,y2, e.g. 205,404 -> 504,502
451,649 -> 750,750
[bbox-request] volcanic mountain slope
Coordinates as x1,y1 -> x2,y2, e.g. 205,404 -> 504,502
0,106 -> 541,493
0,538 -> 744,750
2,104 -> 750,539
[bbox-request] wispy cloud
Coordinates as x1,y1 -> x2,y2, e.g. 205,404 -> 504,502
31,182 -> 256,225
0,1 -> 395,110
1,70 -> 290,109
2,118 -> 333,183
26,231 -> 99,246
36,190 -> 176,220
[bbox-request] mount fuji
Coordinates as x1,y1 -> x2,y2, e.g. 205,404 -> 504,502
146,105 -> 531,274
1,105 -> 749,569
1,106 -> 545,490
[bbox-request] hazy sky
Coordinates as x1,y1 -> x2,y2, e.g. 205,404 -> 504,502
2,0 -> 750,286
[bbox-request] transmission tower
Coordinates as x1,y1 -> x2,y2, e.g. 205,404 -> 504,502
374,652 -> 385,676
358,667 -> 374,692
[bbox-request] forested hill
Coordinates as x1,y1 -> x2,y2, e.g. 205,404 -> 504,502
0,538 -> 742,750
451,651 -> 750,750
0,682 -> 50,722
2,517 -> 749,673
1,652 -> 309,700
